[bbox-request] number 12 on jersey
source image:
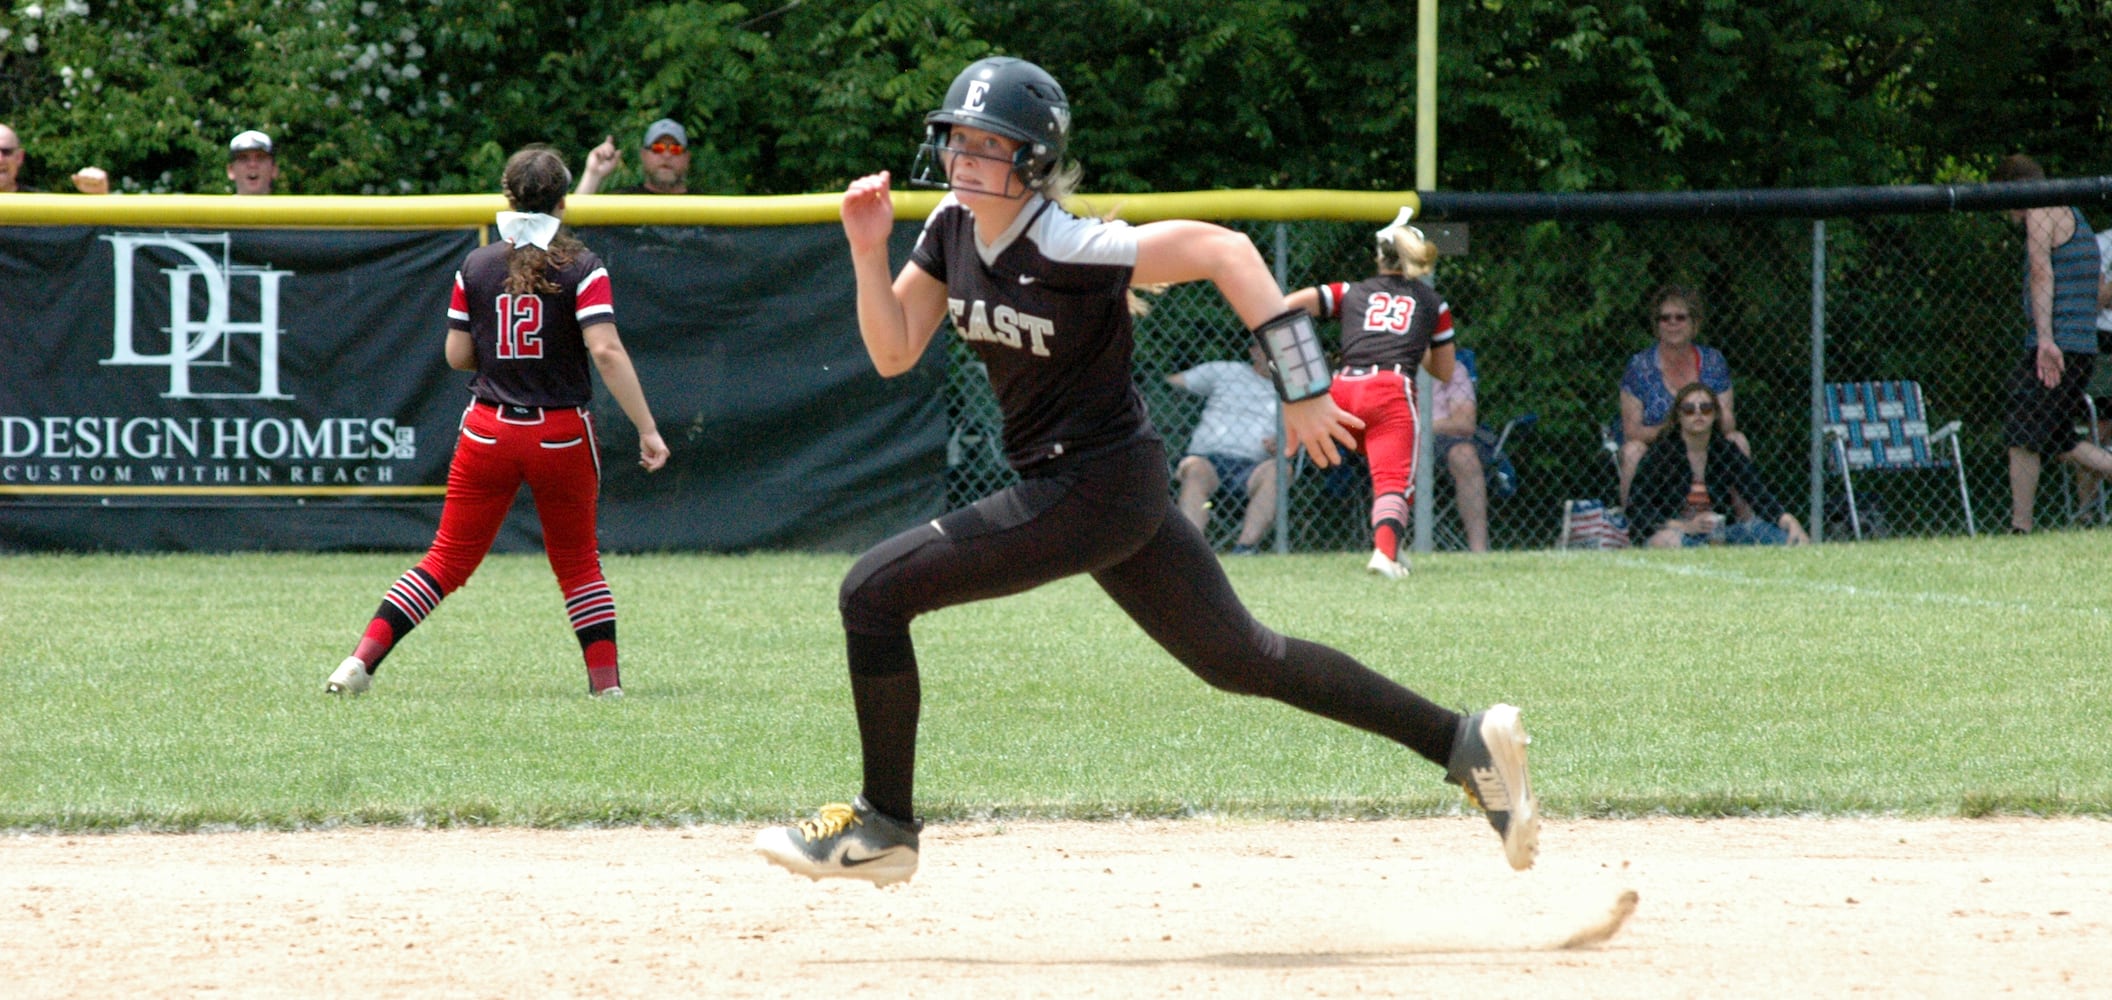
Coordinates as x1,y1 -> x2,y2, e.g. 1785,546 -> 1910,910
495,294 -> 545,359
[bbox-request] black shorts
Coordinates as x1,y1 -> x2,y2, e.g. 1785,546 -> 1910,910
2004,350 -> 2097,458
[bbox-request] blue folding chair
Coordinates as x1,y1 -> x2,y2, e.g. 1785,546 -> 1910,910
1822,380 -> 1975,539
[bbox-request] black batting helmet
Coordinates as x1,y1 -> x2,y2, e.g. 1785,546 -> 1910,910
915,57 -> 1071,193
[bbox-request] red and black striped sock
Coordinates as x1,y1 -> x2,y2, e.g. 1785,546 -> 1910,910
566,580 -> 620,692
1371,492 -> 1409,560
350,566 -> 443,673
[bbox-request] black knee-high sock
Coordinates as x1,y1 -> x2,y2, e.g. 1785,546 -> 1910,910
847,630 -> 921,822
1276,637 -> 1461,767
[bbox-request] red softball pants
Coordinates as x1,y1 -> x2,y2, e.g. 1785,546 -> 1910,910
1330,367 -> 1419,499
418,399 -> 605,595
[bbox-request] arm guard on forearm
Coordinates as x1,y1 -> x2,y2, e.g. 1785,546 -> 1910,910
1251,308 -> 1331,403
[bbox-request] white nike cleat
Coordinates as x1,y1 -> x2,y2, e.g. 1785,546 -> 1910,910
1445,703 -> 1540,870
1367,549 -> 1409,579
755,796 -> 921,887
324,656 -> 372,696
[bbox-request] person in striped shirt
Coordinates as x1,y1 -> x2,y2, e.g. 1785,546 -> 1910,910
1993,154 -> 2112,533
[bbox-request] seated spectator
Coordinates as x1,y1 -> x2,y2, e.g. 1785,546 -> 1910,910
0,122 -> 108,193
227,130 -> 277,195
1429,346 -> 1490,553
1630,382 -> 1808,548
576,119 -> 691,195
1167,345 -> 1283,554
1617,284 -> 1747,505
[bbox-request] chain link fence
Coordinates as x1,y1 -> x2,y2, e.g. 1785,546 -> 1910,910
942,207 -> 2111,552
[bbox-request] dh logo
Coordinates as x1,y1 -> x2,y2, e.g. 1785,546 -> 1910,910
99,232 -> 294,399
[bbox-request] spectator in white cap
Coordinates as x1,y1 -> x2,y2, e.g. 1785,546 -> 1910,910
575,118 -> 690,194
227,130 -> 277,195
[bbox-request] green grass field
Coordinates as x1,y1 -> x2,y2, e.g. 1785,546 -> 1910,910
3,534 -> 2108,832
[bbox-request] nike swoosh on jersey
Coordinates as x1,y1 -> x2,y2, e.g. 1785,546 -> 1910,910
1018,274 -> 1037,284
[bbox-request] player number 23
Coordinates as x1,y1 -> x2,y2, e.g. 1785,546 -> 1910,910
494,294 -> 545,359
1361,293 -> 1417,334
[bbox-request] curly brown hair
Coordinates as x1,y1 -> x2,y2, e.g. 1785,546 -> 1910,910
500,146 -> 584,295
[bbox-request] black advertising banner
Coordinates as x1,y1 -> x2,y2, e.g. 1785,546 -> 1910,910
0,221 -> 947,553
581,221 -> 947,553
1,227 -> 474,550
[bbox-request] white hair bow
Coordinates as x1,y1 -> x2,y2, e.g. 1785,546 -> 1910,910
1375,205 -> 1421,245
496,211 -> 562,250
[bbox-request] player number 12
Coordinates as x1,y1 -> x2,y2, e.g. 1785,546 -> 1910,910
493,294 -> 546,359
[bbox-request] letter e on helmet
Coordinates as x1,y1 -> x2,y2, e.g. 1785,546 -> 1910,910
917,57 -> 1071,193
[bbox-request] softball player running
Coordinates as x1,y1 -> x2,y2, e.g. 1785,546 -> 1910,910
755,57 -> 1536,886
1284,213 -> 1458,579
325,146 -> 669,699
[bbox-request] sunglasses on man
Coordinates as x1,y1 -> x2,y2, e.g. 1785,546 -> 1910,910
647,141 -> 685,156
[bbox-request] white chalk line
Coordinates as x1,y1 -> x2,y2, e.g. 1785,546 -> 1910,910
1608,555 -> 2112,619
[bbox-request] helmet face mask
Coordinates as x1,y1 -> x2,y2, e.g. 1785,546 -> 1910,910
908,57 -> 1070,197
916,125 -> 1031,198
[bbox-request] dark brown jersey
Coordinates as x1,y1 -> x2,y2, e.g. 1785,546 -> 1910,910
1312,274 -> 1455,370
447,241 -> 615,408
910,194 -> 1157,469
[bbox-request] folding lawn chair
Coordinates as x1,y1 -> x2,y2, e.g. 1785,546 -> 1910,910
1822,380 -> 1975,539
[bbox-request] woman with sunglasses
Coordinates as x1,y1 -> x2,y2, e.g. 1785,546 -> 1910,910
1282,209 -> 1458,579
1616,285 -> 1748,506
752,56 -> 1538,886
1629,382 -> 1807,547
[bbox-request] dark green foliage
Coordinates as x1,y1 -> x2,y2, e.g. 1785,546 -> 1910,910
5,1 -> 2111,196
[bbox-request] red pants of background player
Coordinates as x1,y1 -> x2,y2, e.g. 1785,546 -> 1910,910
346,399 -> 619,693
1330,367 -> 1418,559
421,400 -> 605,592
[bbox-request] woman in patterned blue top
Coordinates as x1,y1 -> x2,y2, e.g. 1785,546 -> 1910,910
1616,284 -> 1748,505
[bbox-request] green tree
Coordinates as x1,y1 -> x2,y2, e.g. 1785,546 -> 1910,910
4,1 -> 2111,196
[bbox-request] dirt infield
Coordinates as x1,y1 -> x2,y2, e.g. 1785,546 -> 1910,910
5,817 -> 2107,997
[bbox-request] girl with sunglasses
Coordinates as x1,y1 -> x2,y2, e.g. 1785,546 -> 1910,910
1615,285 -> 1748,506
1629,382 -> 1807,547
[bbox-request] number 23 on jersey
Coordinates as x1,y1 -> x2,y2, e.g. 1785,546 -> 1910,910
1361,293 -> 1418,334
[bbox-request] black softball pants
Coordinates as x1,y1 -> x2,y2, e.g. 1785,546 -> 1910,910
837,438 -> 1458,820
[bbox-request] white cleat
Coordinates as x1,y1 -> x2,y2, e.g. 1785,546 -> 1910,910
1445,703 -> 1540,871
324,656 -> 372,696
1367,549 -> 1410,579
755,796 -> 922,887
